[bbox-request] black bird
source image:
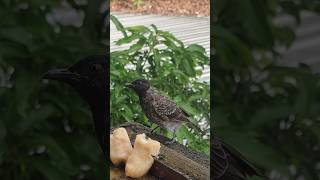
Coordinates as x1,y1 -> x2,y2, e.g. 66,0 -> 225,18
43,55 -> 108,159
213,137 -> 265,180
126,79 -> 204,143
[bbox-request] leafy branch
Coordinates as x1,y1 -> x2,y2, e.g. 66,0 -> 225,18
110,15 -> 210,154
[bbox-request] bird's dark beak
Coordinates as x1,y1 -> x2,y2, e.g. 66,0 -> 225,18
43,69 -> 81,83
125,83 -> 134,89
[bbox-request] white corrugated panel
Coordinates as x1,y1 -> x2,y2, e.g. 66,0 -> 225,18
111,12 -> 210,83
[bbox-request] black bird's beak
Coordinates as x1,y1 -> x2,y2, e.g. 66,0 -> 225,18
125,83 -> 134,89
43,69 -> 81,83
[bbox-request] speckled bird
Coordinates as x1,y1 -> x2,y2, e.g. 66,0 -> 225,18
127,79 -> 265,179
126,79 -> 203,143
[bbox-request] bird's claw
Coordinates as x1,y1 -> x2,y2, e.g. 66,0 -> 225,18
146,131 -> 152,136
164,138 -> 175,145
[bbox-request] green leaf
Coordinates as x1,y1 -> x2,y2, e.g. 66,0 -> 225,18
16,104 -> 55,134
214,25 -> 255,68
111,15 -> 127,37
151,24 -> 158,33
249,104 -> 292,128
110,70 -> 121,76
0,27 -> 33,46
158,30 -> 184,47
29,157 -> 71,180
187,44 -> 206,54
181,55 -> 196,76
162,39 -> 178,50
14,71 -> 37,118
38,136 -> 77,175
115,34 -> 143,45
179,103 -> 198,115
126,38 -> 146,54
126,25 -> 150,33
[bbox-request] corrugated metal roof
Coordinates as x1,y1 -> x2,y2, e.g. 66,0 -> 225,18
110,11 -> 320,83
276,11 -> 320,71
110,12 -> 210,83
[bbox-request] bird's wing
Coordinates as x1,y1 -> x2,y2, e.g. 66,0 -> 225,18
152,93 -> 189,122
212,137 -> 229,179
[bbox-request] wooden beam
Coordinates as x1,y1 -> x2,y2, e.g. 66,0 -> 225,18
110,123 -> 210,180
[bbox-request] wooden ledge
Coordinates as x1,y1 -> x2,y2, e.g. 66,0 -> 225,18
110,123 -> 210,180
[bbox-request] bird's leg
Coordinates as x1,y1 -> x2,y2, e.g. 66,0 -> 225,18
150,125 -> 159,133
146,124 -> 159,136
165,130 -> 176,145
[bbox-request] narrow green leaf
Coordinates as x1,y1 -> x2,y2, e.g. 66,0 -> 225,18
126,38 -> 146,54
115,34 -> 142,45
151,24 -> 158,33
187,44 -> 206,54
158,30 -> 184,47
111,15 -> 127,37
126,25 -> 150,33
250,104 -> 292,128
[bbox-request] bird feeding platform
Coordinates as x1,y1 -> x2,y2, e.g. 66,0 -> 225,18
110,123 -> 210,180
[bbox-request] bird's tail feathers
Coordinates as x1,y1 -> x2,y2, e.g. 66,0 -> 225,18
187,121 -> 206,136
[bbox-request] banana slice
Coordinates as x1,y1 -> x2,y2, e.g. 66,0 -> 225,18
125,134 -> 161,178
110,128 -> 133,165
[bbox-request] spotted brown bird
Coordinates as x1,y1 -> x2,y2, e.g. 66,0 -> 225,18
43,55 -> 108,160
126,79 -> 204,143
127,79 -> 265,179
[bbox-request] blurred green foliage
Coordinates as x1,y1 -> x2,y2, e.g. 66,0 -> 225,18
132,0 -> 143,8
110,15 -> 210,154
0,0 -> 108,179
213,0 -> 320,179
